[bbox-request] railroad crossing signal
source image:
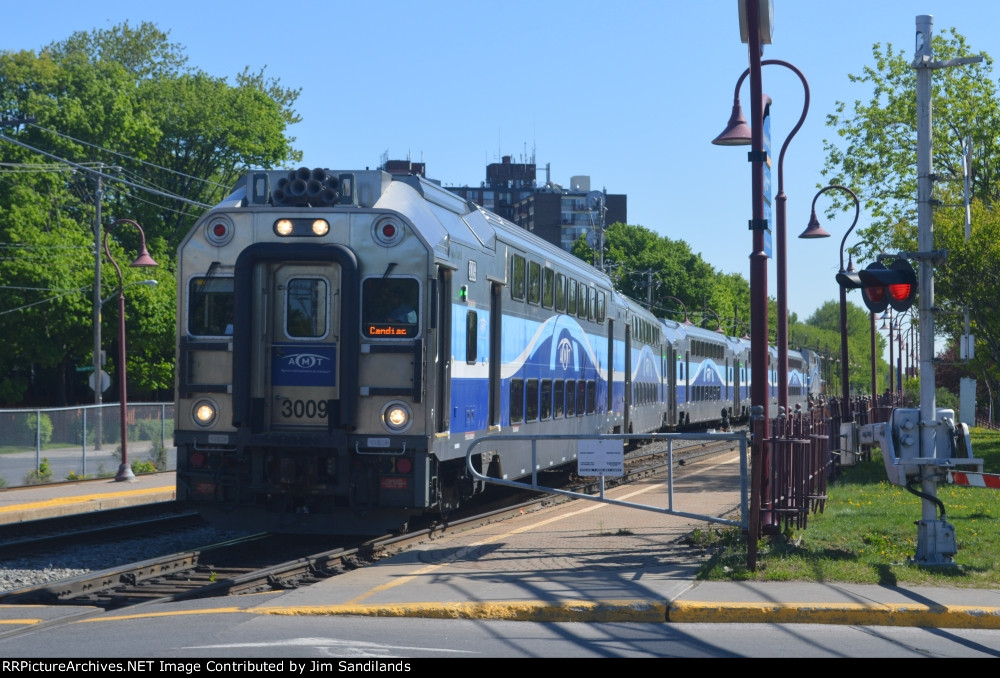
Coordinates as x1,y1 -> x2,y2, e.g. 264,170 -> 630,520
835,268 -> 862,289
858,259 -> 917,313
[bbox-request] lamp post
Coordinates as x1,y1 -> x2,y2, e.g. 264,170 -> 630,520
713,6 -> 767,428
870,311 -> 877,411
103,218 -> 158,482
662,296 -> 693,325
715,0 -> 777,549
799,184 -> 860,422
883,311 -> 895,396
700,308 -> 724,333
713,60 -> 809,414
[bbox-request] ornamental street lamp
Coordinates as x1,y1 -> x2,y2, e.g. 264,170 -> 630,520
662,296 -> 693,325
103,218 -> 158,482
800,184 -> 860,422
715,0 -> 776,551
713,59 -> 809,413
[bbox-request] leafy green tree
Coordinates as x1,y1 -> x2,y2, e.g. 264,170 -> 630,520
822,28 -> 998,256
573,221 -> 753,329
932,201 -> 1000,420
0,21 -> 302,405
822,27 -> 1000,414
800,299 -> 889,396
0,175 -> 95,403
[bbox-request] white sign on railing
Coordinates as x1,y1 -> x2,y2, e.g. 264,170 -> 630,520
578,438 -> 624,477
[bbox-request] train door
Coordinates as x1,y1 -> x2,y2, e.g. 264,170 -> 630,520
232,243 -> 358,435
436,268 -> 451,433
264,263 -> 340,431
663,344 -> 676,427
623,321 -> 632,433
489,282 -> 502,427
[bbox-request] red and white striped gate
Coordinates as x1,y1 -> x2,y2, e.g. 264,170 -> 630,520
946,471 -> 1000,489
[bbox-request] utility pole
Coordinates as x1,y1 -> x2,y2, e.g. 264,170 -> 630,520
959,137 -> 977,423
912,15 -> 982,564
93,166 -> 104,449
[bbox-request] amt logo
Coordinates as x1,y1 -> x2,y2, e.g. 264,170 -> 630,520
283,353 -> 330,369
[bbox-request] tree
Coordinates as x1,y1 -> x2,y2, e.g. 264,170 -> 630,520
932,201 -> 1000,422
573,222 -> 752,329
822,28 -> 998,257
823,27 -> 1000,411
0,22 -> 302,405
801,299 -> 889,396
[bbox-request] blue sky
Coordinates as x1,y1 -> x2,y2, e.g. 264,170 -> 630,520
4,2 -> 997,339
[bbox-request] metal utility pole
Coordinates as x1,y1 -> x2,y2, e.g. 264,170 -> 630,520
93,168 -> 104,449
912,15 -> 982,564
959,137 -> 977,423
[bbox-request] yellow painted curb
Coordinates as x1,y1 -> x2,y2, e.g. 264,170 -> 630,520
668,600 -> 1000,629
259,600 -> 669,623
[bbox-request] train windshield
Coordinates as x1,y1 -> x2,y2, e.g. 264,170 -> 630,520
188,277 -> 234,336
363,277 -> 419,338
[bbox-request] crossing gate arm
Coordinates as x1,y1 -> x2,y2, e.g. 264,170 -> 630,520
947,471 -> 1000,489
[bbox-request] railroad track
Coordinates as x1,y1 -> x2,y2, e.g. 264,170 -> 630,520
0,508 -> 203,560
0,429 -> 743,637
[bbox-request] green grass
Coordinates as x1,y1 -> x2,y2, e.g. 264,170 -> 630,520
695,427 -> 1000,587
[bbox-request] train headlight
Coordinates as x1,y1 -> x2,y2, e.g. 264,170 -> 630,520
192,399 -> 218,428
273,218 -> 330,237
381,401 -> 412,433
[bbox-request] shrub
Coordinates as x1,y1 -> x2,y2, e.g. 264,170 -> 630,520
23,458 -> 54,485
135,419 -> 162,442
23,413 -> 53,447
150,438 -> 169,471
131,460 -> 157,474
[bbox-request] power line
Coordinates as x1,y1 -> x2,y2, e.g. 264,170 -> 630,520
27,122 -> 229,193
0,286 -> 90,316
0,131 -> 212,208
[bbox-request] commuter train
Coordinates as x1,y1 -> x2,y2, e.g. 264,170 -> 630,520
174,166 -> 823,535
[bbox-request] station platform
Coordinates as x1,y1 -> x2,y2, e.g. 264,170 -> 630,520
2,457 -> 1000,630
0,472 -> 175,524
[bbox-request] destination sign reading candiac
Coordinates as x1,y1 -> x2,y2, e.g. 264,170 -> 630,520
577,439 -> 625,477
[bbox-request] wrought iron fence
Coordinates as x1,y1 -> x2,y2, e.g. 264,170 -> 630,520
0,403 -> 174,487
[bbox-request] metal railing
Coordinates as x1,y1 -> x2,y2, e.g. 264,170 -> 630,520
0,402 -> 174,487
466,432 -> 750,530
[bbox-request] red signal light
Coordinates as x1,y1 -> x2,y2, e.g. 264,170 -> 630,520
858,259 -> 917,313
888,283 -> 914,302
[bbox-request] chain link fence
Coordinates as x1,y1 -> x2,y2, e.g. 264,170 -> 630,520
0,403 -> 174,487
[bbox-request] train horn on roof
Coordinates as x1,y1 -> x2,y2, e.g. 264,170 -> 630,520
271,167 -> 341,207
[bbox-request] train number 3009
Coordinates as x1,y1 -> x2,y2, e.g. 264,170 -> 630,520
280,399 -> 328,418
